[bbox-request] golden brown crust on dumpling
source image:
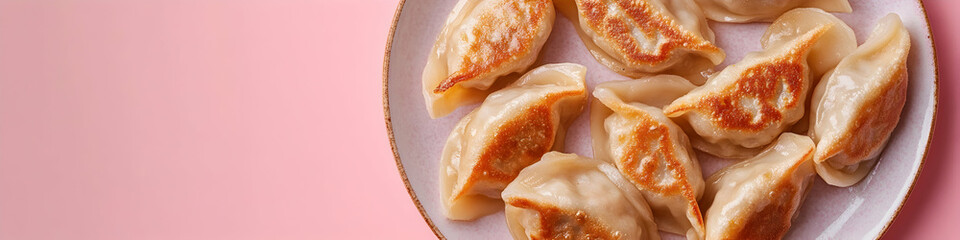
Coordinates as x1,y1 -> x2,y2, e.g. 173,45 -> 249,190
589,77 -> 704,237
720,180 -> 798,240
503,152 -> 660,240
702,133 -> 816,240
612,108 -> 704,230
697,59 -> 803,131
424,0 -> 557,118
720,147 -> 813,240
817,66 -> 907,166
507,198 -> 617,240
808,14 -> 911,187
616,111 -> 688,195
440,64 -> 586,220
576,0 -> 722,68
664,26 -> 826,132
453,90 -> 584,199
434,0 -> 551,93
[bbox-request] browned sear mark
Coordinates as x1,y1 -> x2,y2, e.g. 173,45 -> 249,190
667,27 -> 828,131
578,0 -> 721,65
722,179 -> 799,240
700,58 -> 804,131
825,65 -> 907,163
434,0 -> 549,93
618,114 -> 683,194
454,90 -> 582,199
615,110 -> 703,227
472,105 -> 554,181
508,198 -> 618,240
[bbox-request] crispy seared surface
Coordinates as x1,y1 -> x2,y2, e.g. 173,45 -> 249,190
610,106 -> 703,231
721,179 -> 797,240
434,0 -> 550,93
453,90 -> 583,199
666,26 -> 828,132
820,65 -> 907,164
577,0 -> 721,66
715,146 -> 814,240
508,198 -> 618,240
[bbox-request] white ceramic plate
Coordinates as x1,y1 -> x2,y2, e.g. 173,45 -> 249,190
384,0 -> 938,239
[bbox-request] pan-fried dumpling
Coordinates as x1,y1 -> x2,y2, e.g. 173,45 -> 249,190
701,133 -> 816,240
809,14 -> 911,187
694,0 -> 851,23
663,8 -> 856,159
422,0 -> 556,118
502,152 -> 661,240
590,76 -> 705,239
439,63 -> 587,220
555,0 -> 725,84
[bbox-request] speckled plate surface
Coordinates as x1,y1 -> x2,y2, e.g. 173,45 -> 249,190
383,0 -> 938,239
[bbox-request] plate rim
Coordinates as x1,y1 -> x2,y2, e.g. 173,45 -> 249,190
381,1 -> 940,239
382,0 -> 446,239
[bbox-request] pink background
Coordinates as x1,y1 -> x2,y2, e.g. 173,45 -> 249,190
0,0 -> 953,239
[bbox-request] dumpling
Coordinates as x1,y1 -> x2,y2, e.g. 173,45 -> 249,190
759,8 -> 858,78
422,0 -> 556,118
590,76 -> 705,239
694,0 -> 851,23
555,0 -> 725,84
700,133 -> 816,240
809,14 -> 911,187
502,152 -> 661,240
439,63 -> 587,220
662,8 -> 856,158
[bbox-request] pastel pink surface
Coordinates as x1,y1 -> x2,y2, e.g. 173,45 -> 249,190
0,0 -> 431,239
0,1 -> 953,240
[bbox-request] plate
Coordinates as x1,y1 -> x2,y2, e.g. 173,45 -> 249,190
383,0 -> 938,239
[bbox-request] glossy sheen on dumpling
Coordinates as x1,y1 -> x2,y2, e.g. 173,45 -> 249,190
502,152 -> 661,240
422,0 -> 555,118
556,0 -> 725,84
694,0 -> 851,23
439,63 -> 586,220
590,76 -> 705,239
701,133 -> 816,240
809,14 -> 911,187
662,9 -> 856,159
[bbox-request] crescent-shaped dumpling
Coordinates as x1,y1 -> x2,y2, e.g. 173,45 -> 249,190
439,63 -> 587,220
809,14 -> 911,187
556,0 -> 725,84
663,8 -> 856,159
694,0 -> 851,23
701,133 -> 817,240
590,76 -> 706,239
423,0 -> 556,118
502,152 -> 661,240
